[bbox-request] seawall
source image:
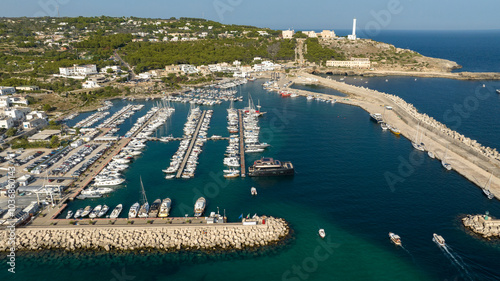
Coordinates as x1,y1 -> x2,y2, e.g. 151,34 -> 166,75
0,216 -> 290,252
289,72 -> 500,198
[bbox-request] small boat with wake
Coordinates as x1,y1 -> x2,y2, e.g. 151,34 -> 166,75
389,232 -> 402,246
433,233 -> 445,247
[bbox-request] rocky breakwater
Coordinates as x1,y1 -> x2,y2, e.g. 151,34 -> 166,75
0,216 -> 290,253
462,214 -> 500,239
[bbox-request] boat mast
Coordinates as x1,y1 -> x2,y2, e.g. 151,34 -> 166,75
140,176 -> 148,204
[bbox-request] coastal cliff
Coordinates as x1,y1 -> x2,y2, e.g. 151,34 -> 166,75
0,216 -> 290,252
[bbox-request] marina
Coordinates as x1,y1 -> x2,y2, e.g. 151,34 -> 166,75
4,76 -> 500,281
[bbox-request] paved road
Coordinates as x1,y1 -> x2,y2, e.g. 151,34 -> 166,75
113,50 -> 135,80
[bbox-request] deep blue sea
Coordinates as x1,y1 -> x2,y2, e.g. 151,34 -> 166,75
2,31 -> 500,281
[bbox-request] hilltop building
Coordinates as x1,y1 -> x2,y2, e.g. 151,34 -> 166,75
282,30 -> 294,39
326,58 -> 370,68
59,64 -> 97,77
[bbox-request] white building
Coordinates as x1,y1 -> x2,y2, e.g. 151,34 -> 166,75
26,111 -> 47,121
23,118 -> 48,129
82,81 -> 100,89
3,108 -> 27,121
180,64 -> 199,74
0,87 -> 16,95
0,96 -> 11,108
0,118 -> 14,129
59,64 -> 98,77
282,30 -> 294,39
15,86 -> 39,91
347,18 -> 357,40
326,58 -> 370,68
303,31 -> 318,38
100,65 -> 121,73
320,30 -> 336,39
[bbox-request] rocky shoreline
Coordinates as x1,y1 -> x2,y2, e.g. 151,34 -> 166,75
0,217 -> 290,253
462,214 -> 500,239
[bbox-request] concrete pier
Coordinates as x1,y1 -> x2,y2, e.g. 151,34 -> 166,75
176,110 -> 207,178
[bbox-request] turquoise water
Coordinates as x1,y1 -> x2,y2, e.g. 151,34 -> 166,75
3,80 -> 500,281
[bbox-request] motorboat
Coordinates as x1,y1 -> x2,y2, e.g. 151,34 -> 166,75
428,151 -> 435,159
370,113 -> 383,123
251,187 -> 257,195
194,197 -> 206,217
319,229 -> 326,239
66,210 -> 73,219
89,205 -> 102,219
433,233 -> 445,247
110,204 -> 123,219
98,205 -> 109,217
74,208 -> 83,219
158,198 -> 172,218
389,232 -> 402,246
148,199 -> 161,218
81,206 -> 93,217
128,202 -> 140,219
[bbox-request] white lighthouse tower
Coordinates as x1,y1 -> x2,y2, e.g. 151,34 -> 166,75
348,18 -> 357,40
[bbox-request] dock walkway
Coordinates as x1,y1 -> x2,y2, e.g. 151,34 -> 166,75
175,110 -> 207,178
239,110 -> 246,177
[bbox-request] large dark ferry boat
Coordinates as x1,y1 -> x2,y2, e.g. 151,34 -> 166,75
248,157 -> 294,177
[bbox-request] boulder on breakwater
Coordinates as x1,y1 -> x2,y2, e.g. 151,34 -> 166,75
0,216 -> 290,253
462,214 -> 500,239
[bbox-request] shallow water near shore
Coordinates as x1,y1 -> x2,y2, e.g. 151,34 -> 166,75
2,78 -> 500,281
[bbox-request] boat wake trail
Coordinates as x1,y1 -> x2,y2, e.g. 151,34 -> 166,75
400,246 -> 416,264
436,242 -> 474,281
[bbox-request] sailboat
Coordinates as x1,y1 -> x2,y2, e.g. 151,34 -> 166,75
483,173 -> 495,199
243,93 -> 266,116
412,122 -> 425,151
137,176 -> 149,218
441,147 -> 452,171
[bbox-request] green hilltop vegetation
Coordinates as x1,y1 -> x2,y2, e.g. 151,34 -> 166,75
0,16 -> 344,92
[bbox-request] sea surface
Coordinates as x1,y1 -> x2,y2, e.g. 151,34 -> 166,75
2,31 -> 500,281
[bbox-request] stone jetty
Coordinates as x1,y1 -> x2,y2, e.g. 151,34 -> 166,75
290,72 -> 500,198
0,216 -> 290,252
462,214 -> 500,238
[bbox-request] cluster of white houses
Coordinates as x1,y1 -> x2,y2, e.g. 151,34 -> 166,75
0,88 -> 47,131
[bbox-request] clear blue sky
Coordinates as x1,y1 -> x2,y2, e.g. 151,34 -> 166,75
2,0 -> 499,31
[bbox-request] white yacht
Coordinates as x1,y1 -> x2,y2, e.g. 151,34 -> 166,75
94,178 -> 125,186
74,208 -> 83,219
89,205 -> 102,219
110,204 -> 123,219
128,202 -> 140,219
194,197 -> 206,217
98,205 -> 109,217
158,198 -> 172,218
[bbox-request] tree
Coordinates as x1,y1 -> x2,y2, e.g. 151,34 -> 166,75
5,128 -> 17,137
42,104 -> 53,112
106,68 -> 114,74
293,32 -> 307,38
